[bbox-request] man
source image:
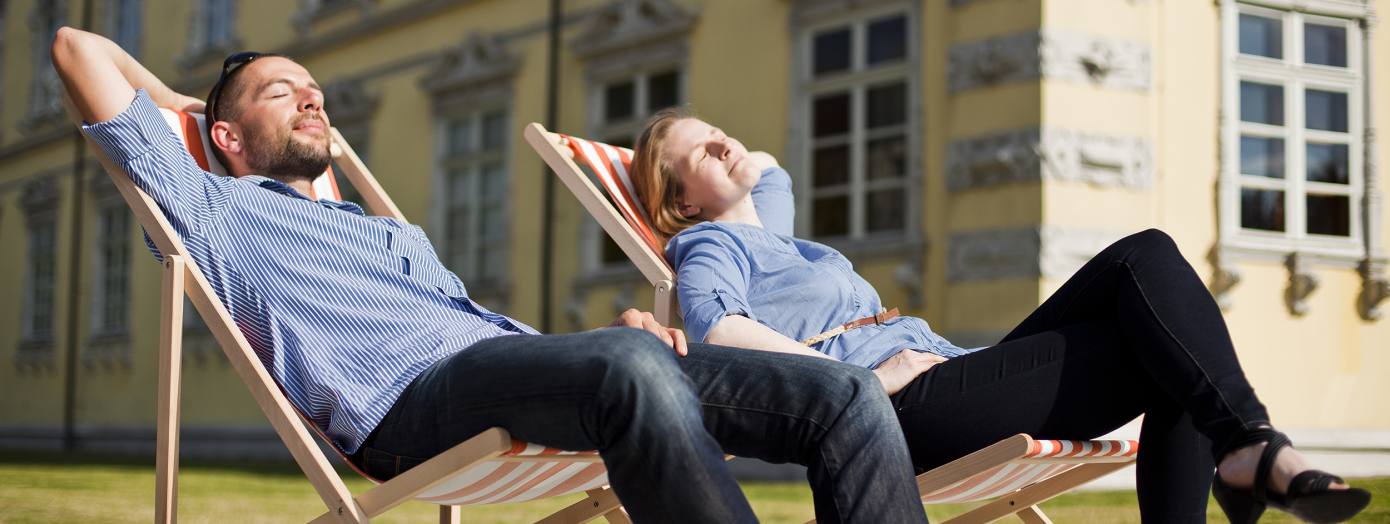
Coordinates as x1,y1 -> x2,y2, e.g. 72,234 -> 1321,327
53,27 -> 925,523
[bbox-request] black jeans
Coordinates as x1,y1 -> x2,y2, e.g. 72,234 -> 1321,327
351,328 -> 925,524
892,229 -> 1270,523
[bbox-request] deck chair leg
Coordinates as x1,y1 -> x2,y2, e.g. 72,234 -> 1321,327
942,461 -> 1131,524
156,256 -> 187,524
653,280 -> 675,327
438,505 -> 460,524
1014,505 -> 1052,524
534,486 -> 623,524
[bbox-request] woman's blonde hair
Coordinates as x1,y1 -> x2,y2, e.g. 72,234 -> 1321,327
631,107 -> 702,241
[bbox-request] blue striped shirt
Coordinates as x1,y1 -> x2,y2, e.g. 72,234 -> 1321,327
84,90 -> 538,453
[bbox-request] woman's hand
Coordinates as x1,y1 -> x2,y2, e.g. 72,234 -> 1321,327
748,151 -> 779,172
872,349 -> 946,396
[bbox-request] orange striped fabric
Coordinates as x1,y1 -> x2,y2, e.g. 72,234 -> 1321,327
561,135 -> 670,267
157,108 -> 339,201
919,439 -> 1138,504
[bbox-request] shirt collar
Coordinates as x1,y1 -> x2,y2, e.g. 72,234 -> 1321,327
240,174 -> 366,216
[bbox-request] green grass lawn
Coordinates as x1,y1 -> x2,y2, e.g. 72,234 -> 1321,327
0,452 -> 1385,523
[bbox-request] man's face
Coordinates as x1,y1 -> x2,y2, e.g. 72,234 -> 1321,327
230,57 -> 332,181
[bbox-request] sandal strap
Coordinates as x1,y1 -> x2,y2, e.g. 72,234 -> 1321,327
1253,430 -> 1292,502
1287,469 -> 1343,498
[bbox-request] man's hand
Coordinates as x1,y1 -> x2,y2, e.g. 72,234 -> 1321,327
872,349 -> 946,396
609,308 -> 689,357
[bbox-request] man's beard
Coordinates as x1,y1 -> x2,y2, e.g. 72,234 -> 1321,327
244,116 -> 332,185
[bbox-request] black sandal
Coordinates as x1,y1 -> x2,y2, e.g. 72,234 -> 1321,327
1213,428 -> 1371,523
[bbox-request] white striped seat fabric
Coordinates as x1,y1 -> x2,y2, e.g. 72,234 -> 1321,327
560,134 -> 669,266
158,110 -> 613,506
919,439 -> 1139,504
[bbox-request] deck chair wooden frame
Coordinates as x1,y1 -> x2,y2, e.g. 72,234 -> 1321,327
525,122 -> 1140,524
73,103 -> 629,523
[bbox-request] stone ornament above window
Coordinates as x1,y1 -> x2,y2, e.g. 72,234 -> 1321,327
322,80 -> 380,124
570,0 -> 696,59
25,0 -> 67,130
292,0 -> 374,32
21,175 -> 61,213
420,33 -> 520,97
948,31 -> 1151,93
946,128 -> 1153,192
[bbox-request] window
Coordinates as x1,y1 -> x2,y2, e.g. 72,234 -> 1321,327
1224,3 -> 1364,255
440,109 -> 509,285
91,203 -> 131,337
796,8 -> 915,241
109,0 -> 141,58
26,0 -> 65,127
20,178 -> 60,346
188,0 -> 235,53
590,69 -> 683,268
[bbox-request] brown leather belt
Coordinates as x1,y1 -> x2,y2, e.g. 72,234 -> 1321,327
801,308 -> 900,346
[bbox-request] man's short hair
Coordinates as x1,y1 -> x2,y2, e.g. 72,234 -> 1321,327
206,52 -> 283,168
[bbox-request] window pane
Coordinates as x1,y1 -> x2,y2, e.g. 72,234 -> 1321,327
647,71 -> 680,112
812,195 -> 850,237
1240,136 -> 1284,179
1240,81 -> 1284,125
450,170 -> 470,202
481,163 -> 506,198
865,188 -> 905,233
813,145 -> 850,187
866,136 -> 906,180
448,120 -> 473,154
1240,188 -> 1285,232
866,82 -> 906,129
1304,23 -> 1347,67
1305,89 -> 1348,132
867,15 -> 907,66
601,235 -> 626,264
1239,14 -> 1282,59
1306,143 -> 1349,184
1306,194 -> 1351,236
813,92 -> 850,137
813,27 -> 851,76
481,111 -> 507,150
604,81 -> 635,123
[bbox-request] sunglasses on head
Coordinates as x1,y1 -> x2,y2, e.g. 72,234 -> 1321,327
206,51 -> 279,123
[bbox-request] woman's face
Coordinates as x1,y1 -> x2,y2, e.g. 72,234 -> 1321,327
660,118 -> 762,220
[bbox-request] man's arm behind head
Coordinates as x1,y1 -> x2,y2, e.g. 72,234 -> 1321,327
52,27 -> 203,123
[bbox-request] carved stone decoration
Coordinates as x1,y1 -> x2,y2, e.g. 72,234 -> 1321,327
321,80 -> 380,124
949,227 -> 1130,283
1359,259 -> 1390,320
1038,228 -> 1127,280
1209,260 -> 1242,312
21,175 -> 61,213
571,0 -> 696,59
82,343 -> 133,372
946,128 -> 1152,191
1284,253 -> 1320,316
292,0 -> 374,31
894,259 -> 925,309
420,33 -> 521,97
948,30 -> 1151,93
25,0 -> 67,130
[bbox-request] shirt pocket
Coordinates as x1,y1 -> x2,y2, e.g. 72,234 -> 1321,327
388,231 -> 461,295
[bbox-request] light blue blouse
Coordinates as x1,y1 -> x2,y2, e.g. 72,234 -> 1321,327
666,167 -> 974,369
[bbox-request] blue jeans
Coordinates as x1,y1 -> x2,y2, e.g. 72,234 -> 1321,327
350,328 -> 925,523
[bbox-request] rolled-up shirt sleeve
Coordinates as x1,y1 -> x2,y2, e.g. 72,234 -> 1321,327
666,226 -> 756,343
752,167 -> 795,237
82,89 -> 232,243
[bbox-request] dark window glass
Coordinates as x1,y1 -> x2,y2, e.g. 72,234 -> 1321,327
812,195 -> 850,237
1305,23 -> 1347,67
604,81 -> 635,123
813,145 -> 850,187
813,92 -> 851,137
647,71 -> 680,112
865,189 -> 905,233
866,136 -> 906,180
867,15 -> 907,66
1305,89 -> 1348,132
1239,14 -> 1282,59
1240,188 -> 1286,231
814,27 -> 852,76
1240,81 -> 1284,125
1306,194 -> 1351,236
866,82 -> 906,129
1240,136 -> 1285,178
481,111 -> 507,150
448,120 -> 473,154
1306,143 -> 1349,184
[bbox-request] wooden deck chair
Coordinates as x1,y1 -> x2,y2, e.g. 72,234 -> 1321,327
73,105 -> 629,524
524,123 -> 1140,524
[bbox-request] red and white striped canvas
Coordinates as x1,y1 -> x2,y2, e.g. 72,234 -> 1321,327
919,439 -> 1139,504
157,109 -> 341,201
560,134 -> 668,265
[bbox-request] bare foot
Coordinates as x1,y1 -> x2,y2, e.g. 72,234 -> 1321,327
1218,442 -> 1350,494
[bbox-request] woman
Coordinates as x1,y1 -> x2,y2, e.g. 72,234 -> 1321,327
628,109 -> 1371,523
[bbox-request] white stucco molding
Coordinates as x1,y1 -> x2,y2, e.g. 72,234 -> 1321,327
321,79 -> 380,125
946,128 -> 1153,192
570,0 -> 696,63
419,32 -> 521,105
948,226 -> 1129,283
947,30 -> 1151,93
292,0 -> 375,32
1284,252 -> 1322,316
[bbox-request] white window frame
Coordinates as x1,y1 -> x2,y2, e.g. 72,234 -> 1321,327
790,1 -> 921,245
22,214 -> 57,344
582,65 -> 687,273
1220,0 -> 1367,260
437,107 -> 511,289
90,201 -> 131,338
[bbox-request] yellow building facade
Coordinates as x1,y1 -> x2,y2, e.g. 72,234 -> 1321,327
1,0 -> 1386,456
